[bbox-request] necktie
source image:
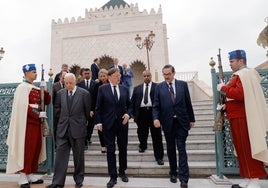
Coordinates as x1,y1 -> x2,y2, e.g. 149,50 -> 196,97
144,83 -> 149,104
68,91 -> 73,108
86,80 -> 89,89
62,83 -> 65,88
113,86 -> 118,102
169,83 -> 175,103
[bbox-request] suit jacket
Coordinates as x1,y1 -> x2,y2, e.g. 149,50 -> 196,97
77,79 -> 95,111
54,87 -> 91,138
53,82 -> 64,104
131,82 -> 156,122
91,63 -> 99,81
95,84 -> 131,130
54,72 -> 61,83
122,68 -> 134,87
152,79 -> 195,133
53,82 -> 65,119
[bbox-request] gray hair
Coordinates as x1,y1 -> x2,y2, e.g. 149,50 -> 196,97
64,72 -> 76,80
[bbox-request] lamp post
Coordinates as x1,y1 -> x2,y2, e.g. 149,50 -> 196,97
0,47 -> 5,61
135,31 -> 155,70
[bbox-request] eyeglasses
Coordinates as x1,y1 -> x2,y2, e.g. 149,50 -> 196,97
163,73 -> 172,76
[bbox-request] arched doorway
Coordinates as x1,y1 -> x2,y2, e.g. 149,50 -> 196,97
99,54 -> 114,70
130,60 -> 146,87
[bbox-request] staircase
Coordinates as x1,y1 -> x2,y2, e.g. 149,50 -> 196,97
67,100 -> 216,177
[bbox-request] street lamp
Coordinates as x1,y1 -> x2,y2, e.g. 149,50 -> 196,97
0,47 -> 5,61
135,31 -> 155,70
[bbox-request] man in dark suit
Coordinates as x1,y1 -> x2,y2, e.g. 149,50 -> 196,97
95,68 -> 131,188
131,70 -> 164,165
53,64 -> 68,83
77,68 -> 96,150
91,58 -> 100,81
47,73 -> 91,188
53,71 -> 67,141
153,64 -> 195,188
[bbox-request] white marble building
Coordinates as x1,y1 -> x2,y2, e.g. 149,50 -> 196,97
50,0 -> 168,85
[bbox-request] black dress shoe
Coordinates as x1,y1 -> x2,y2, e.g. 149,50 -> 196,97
231,184 -> 243,188
119,173 -> 129,182
20,183 -> 30,188
180,181 -> 188,188
31,179 -> 44,184
46,184 -> 64,188
156,159 -> 164,165
139,148 -> 145,153
107,178 -> 117,188
75,183 -> 83,188
170,175 -> 177,183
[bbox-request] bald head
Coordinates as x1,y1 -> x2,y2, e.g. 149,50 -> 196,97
143,70 -> 152,84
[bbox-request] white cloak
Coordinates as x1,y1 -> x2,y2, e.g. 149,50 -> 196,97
6,82 -> 46,174
235,67 -> 268,164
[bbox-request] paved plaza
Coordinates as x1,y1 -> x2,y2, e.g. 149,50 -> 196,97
0,173 -> 268,188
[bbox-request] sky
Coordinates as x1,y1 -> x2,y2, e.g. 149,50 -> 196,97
0,0 -> 268,86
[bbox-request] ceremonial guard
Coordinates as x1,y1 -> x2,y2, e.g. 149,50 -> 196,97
6,64 -> 51,188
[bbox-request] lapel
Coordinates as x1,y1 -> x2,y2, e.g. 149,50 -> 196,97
150,83 -> 155,100
71,89 -> 79,110
140,84 -> 144,98
117,85 -> 122,102
108,85 -> 116,102
174,80 -> 180,103
89,80 -> 95,90
63,89 -> 70,111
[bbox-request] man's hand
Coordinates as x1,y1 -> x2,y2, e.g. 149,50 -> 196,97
96,124 -> 103,131
153,119 -> 161,128
216,104 -> 226,110
217,80 -> 225,91
190,122 -> 195,129
122,114 -> 129,125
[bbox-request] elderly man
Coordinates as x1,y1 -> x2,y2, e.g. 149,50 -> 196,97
47,73 -> 91,188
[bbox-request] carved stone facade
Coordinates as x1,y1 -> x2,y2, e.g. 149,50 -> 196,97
50,2 -> 168,85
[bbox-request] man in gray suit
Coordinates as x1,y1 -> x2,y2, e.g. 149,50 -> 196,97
47,73 -> 91,188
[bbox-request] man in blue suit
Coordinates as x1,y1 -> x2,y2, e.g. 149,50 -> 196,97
122,63 -> 134,97
95,68 -> 132,188
153,64 -> 195,188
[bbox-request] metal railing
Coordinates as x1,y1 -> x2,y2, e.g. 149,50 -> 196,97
0,78 -> 54,174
